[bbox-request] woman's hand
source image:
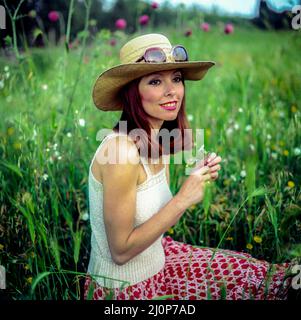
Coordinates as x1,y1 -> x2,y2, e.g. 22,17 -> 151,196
204,152 -> 222,181
174,152 -> 223,211
174,165 -> 212,210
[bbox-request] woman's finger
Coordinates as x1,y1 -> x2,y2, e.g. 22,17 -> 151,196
209,164 -> 221,172
207,156 -> 222,167
210,172 -> 219,180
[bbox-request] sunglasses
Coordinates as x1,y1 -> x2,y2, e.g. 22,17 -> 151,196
135,45 -> 189,63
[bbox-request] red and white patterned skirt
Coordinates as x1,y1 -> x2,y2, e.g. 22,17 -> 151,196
84,236 -> 292,300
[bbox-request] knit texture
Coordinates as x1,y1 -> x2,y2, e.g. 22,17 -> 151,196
87,132 -> 173,288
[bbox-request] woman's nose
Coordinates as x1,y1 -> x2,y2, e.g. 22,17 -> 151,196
164,81 -> 176,96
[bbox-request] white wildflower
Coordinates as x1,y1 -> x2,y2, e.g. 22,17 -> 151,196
42,84 -> 48,90
240,170 -> 246,178
234,123 -> 240,130
271,152 -> 278,159
187,114 -> 194,121
58,156 -> 62,160
54,150 -> 60,157
42,174 -> 49,181
79,118 -> 85,127
0,80 -> 4,89
238,108 -> 243,113
249,144 -> 255,151
293,147 -> 301,156
245,124 -> 252,132
279,111 -> 285,118
53,143 -> 58,150
267,134 -> 272,140
4,66 -> 9,72
81,212 -> 89,221
46,148 -> 50,152
5,72 -> 10,79
230,174 -> 237,182
67,132 -> 72,138
75,110 -> 79,114
226,127 -> 233,136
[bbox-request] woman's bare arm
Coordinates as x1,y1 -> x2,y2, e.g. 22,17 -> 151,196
101,136 -> 186,266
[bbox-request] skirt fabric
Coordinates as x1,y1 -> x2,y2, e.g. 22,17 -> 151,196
84,236 -> 292,300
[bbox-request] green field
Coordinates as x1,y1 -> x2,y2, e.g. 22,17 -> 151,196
0,25 -> 300,299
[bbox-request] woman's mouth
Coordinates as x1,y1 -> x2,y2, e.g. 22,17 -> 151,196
160,102 -> 177,111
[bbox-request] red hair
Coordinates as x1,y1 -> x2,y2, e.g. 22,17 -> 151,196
112,73 -> 194,160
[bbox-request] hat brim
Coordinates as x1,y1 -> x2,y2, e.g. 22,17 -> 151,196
92,61 -> 215,111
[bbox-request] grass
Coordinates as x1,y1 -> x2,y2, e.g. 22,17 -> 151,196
0,24 -> 300,300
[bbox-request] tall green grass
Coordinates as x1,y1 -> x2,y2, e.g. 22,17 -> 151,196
0,17 -> 300,299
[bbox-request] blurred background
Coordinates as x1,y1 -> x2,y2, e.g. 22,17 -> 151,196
0,0 -> 300,300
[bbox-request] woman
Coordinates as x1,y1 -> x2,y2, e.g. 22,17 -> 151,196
84,34 -> 292,300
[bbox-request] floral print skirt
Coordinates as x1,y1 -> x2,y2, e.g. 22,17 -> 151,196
84,236 -> 292,300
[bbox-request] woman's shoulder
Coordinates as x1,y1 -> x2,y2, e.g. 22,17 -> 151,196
95,131 -> 140,167
91,132 -> 141,185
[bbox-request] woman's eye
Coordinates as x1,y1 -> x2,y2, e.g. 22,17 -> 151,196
174,76 -> 182,82
149,79 -> 160,85
149,77 -> 182,85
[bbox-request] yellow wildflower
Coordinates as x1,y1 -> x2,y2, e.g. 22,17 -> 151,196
24,264 -> 30,270
223,179 -> 231,186
7,127 -> 14,136
190,204 -> 197,210
253,235 -> 262,244
13,142 -> 22,150
246,243 -> 253,250
0,244 -> 4,250
26,277 -> 33,284
287,181 -> 295,188
291,105 -> 297,113
226,237 -> 233,241
168,228 -> 174,235
279,140 -> 284,147
205,128 -> 211,137
283,150 -> 289,156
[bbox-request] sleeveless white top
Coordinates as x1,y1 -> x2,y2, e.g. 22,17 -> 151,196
87,131 -> 173,288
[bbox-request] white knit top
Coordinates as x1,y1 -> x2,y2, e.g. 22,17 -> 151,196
87,131 -> 173,288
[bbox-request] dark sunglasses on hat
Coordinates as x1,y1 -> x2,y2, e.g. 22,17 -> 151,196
135,45 -> 189,63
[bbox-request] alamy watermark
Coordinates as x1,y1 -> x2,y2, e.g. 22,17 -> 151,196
0,265 -> 6,289
292,5 -> 301,30
95,121 -> 207,176
0,5 -> 6,30
292,264 -> 301,290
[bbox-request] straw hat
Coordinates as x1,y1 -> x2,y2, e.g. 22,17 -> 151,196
92,33 -> 216,111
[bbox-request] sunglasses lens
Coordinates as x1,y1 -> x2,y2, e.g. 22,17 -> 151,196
144,48 -> 166,63
173,46 -> 188,61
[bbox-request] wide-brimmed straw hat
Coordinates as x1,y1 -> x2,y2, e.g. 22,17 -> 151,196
92,33 -> 215,111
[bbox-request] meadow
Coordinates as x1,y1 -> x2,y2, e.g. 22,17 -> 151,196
0,23 -> 300,299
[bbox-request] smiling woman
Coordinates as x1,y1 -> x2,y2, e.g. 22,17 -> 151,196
84,33 -> 293,300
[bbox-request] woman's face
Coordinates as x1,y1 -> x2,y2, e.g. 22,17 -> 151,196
138,69 -> 184,129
